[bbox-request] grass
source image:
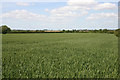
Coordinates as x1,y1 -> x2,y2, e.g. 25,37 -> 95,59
2,33 -> 118,78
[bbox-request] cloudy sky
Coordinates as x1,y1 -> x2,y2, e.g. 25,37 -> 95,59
0,0 -> 119,30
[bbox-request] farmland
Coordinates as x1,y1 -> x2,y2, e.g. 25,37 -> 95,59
2,33 -> 118,78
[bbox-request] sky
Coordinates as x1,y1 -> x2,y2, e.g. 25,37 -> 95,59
0,0 -> 119,30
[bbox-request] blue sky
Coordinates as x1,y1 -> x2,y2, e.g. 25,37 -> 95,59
1,0 -> 119,30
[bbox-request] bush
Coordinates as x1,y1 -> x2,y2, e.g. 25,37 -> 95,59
0,25 -> 11,34
114,29 -> 120,37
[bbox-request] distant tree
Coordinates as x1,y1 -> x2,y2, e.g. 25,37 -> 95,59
0,27 -> 2,33
62,29 -> 65,33
93,29 -> 98,33
66,30 -> 70,33
99,29 -> 103,33
114,29 -> 120,37
72,29 -> 76,33
0,25 -> 11,34
103,29 -> 108,33
107,30 -> 114,34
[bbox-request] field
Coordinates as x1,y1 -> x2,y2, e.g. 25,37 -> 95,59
2,33 -> 118,78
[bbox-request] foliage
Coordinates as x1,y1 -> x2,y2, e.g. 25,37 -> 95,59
10,29 -> 115,34
114,29 -> 120,37
0,25 -> 115,34
0,25 -> 11,34
2,33 -> 118,78
102,29 -> 108,33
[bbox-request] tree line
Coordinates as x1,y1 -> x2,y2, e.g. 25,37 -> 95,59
0,25 -> 120,37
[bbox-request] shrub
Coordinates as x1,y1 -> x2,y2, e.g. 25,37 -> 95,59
0,25 -> 11,34
114,29 -> 120,37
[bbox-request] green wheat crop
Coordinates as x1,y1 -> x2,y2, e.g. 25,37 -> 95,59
2,33 -> 118,78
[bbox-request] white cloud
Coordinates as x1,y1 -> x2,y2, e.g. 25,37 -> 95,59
16,2 -> 30,6
87,13 -> 117,20
67,0 -> 98,6
1,0 -> 119,2
48,0 -> 94,18
94,3 -> 117,10
1,9 -> 77,23
1,0 -> 118,29
50,6 -> 88,17
1,0 -> 118,24
67,0 -> 117,10
45,9 -> 49,12
47,0 -> 117,20
1,10 -> 46,20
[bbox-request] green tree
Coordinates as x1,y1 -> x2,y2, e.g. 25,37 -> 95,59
93,29 -> 98,33
0,25 -> 11,34
99,29 -> 103,33
62,29 -> 65,33
103,29 -> 108,33
114,29 -> 120,37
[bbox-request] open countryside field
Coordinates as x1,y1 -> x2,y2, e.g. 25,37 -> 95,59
2,33 -> 118,78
